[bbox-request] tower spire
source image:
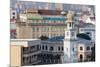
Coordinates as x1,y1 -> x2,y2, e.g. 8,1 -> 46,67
66,11 -> 75,29
66,11 -> 74,22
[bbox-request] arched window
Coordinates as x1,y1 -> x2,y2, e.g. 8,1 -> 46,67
12,12 -> 15,15
80,54 -> 83,60
45,46 -> 48,50
58,46 -> 60,51
62,47 -> 63,51
42,45 -> 44,50
50,46 -> 54,51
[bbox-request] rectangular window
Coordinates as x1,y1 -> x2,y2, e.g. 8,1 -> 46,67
36,27 -> 39,31
37,45 -> 39,50
45,46 -> 48,50
67,32 -> 69,36
69,23 -> 71,27
33,27 -> 35,31
80,47 -> 83,50
58,46 -> 60,51
42,46 -> 44,50
86,46 -> 90,50
72,48 -> 74,51
23,47 -> 28,51
62,47 -> 63,51
71,32 -> 75,36
12,16 -> 15,19
40,46 -> 41,50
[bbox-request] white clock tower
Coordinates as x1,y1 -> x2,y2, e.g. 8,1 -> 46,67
62,11 -> 78,63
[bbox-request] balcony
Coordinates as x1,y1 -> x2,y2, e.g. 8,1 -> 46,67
41,51 -> 63,55
22,46 -> 41,55
22,56 -> 41,65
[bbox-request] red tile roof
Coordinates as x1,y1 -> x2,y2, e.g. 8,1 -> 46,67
38,9 -> 62,15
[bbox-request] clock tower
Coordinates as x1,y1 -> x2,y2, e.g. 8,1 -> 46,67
62,11 -> 78,63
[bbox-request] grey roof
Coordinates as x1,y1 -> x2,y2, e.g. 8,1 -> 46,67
29,23 -> 67,26
41,40 -> 63,45
76,37 -> 91,44
47,36 -> 64,42
75,22 -> 95,28
45,35 -> 91,44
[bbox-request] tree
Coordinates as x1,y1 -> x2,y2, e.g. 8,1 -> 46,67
39,35 -> 48,40
77,33 -> 91,40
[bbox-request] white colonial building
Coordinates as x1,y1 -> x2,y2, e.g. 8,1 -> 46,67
10,11 -> 95,66
62,11 -> 94,63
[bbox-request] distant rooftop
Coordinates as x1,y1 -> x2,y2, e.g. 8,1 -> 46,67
75,22 -> 95,28
11,39 -> 40,41
11,39 -> 41,47
46,33 -> 91,43
38,9 -> 62,15
47,36 -> 64,42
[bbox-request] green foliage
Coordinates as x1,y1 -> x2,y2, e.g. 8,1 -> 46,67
39,35 -> 49,40
77,33 -> 91,40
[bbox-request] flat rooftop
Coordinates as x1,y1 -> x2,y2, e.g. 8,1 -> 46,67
10,39 -> 41,47
10,39 -> 40,41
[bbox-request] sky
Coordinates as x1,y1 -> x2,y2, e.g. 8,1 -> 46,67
10,0 -> 95,12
